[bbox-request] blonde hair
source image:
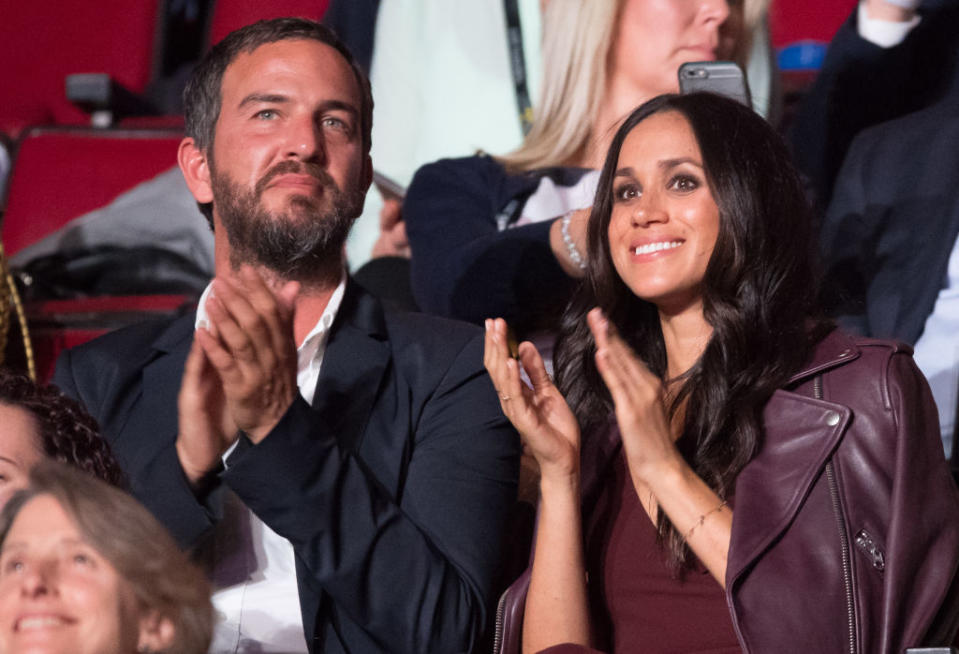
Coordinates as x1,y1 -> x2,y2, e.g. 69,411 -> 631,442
0,462 -> 213,654
499,0 -> 618,172
499,0 -> 771,172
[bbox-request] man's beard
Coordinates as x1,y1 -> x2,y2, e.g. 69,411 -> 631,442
211,159 -> 364,286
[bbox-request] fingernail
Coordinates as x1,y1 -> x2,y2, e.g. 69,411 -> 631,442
197,317 -> 209,330
485,319 -> 491,332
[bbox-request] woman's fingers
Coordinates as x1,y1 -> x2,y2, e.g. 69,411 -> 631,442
485,319 -> 525,413
588,308 -> 635,405
518,341 -> 551,392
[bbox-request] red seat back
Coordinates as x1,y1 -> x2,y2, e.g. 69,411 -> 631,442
770,0 -> 858,49
0,0 -> 162,133
2,127 -> 182,256
208,0 -> 330,46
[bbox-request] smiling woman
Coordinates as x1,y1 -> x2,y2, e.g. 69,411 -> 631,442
485,93 -> 959,652
406,0 -> 767,341
606,111 -> 720,319
0,462 -> 212,654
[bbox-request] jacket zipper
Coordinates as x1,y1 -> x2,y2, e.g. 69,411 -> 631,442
816,375 -> 857,654
492,588 -> 508,653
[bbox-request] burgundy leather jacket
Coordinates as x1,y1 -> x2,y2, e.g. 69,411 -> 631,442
494,329 -> 959,654
727,329 -> 959,653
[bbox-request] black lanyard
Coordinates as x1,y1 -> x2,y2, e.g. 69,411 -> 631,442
503,0 -> 533,135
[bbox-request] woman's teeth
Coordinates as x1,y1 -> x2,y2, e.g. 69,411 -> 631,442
634,241 -> 682,255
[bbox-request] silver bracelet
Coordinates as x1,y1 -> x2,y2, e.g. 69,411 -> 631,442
561,212 -> 587,271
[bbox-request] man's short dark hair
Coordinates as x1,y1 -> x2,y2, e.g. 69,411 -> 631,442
183,17 -> 373,156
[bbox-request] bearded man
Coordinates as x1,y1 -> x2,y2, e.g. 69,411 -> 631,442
53,18 -> 519,654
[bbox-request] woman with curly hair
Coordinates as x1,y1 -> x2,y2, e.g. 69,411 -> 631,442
485,93 -> 959,652
0,368 -> 125,507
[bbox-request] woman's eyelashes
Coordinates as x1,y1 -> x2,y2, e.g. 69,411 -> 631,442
614,173 -> 702,202
614,182 -> 642,202
667,173 -> 701,193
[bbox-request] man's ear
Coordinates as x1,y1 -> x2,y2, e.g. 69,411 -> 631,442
137,610 -> 176,652
178,137 -> 214,204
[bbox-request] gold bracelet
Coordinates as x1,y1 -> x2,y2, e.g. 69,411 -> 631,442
682,499 -> 728,543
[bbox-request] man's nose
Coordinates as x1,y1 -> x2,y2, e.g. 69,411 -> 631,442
285,115 -> 325,163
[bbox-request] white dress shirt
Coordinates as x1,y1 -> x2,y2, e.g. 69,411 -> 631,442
195,277 -> 347,654
912,239 -> 959,458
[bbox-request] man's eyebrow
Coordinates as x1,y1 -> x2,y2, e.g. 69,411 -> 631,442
237,93 -> 290,110
317,100 -> 359,119
615,166 -> 634,178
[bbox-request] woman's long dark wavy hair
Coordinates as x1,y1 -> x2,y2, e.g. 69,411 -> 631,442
554,93 -> 829,570
0,368 -> 127,489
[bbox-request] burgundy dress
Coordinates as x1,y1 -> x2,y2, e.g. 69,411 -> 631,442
540,449 -> 740,654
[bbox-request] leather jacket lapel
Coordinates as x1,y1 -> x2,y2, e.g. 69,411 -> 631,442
727,390 -> 851,587
727,329 -> 860,588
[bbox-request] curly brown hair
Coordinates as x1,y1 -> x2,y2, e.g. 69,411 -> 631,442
0,368 -> 126,489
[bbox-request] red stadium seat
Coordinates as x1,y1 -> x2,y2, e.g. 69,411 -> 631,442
0,0 -> 162,134
208,0 -> 331,46
771,0 -> 858,71
2,127 -> 181,256
770,0 -> 858,49
1,127 -> 193,380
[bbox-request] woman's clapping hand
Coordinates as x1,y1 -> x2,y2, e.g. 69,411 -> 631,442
484,318 -> 581,481
587,308 -> 682,483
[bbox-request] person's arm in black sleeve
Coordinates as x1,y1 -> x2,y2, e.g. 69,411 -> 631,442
223,332 -> 520,653
405,156 -> 574,331
788,1 -> 958,209
818,127 -> 874,336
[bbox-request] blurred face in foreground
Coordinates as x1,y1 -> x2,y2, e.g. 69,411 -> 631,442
0,494 -> 156,654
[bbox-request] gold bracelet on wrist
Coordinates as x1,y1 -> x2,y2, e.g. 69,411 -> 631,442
682,499 -> 728,543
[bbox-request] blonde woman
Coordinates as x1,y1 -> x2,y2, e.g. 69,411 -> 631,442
405,0 -> 766,338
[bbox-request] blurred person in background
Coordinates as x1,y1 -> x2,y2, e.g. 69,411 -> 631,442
789,0 -> 959,209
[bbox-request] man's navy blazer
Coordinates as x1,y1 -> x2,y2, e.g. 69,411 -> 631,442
54,280 -> 520,653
